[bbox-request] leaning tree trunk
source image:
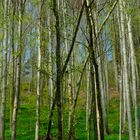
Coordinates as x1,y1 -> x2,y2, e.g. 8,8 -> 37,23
45,1 -> 85,138
85,0 -> 104,139
68,56 -> 89,140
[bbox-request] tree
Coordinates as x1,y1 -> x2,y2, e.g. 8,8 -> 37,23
10,0 -> 16,130
11,1 -> 26,139
85,0 -> 104,139
1,0 -> 8,139
35,2 -> 41,139
118,0 -> 134,139
53,0 -> 63,139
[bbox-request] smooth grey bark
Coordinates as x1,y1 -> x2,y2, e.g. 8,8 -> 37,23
61,0 -> 74,131
119,64 -> 123,140
119,0 -> 134,139
98,40 -> 109,134
86,63 -> 91,140
35,13 -> 41,140
116,6 -> 127,133
127,13 -> 139,140
86,63 -> 91,129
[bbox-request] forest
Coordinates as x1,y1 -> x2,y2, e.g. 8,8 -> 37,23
0,0 -> 140,140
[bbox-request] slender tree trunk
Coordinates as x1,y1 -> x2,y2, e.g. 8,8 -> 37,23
46,0 -> 85,140
10,1 -> 16,130
116,6 -> 126,133
11,1 -> 24,139
53,0 -> 63,139
68,57 -> 89,140
112,14 -> 120,91
0,36 -> 3,140
1,0 -> 8,139
45,2 -> 85,138
119,68 -> 123,140
35,12 -> 41,140
85,0 -> 104,139
87,63 -> 92,140
86,63 -> 91,131
98,43 -> 109,134
40,0 -> 47,106
119,0 -> 134,139
127,13 -> 139,140
48,8 -> 53,110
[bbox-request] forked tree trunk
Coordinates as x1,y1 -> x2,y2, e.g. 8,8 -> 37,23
85,0 -> 104,139
45,2 -> 85,138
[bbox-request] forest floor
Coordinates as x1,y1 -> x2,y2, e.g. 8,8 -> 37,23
4,88 -> 132,140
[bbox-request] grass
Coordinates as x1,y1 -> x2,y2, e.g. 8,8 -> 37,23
4,91 -> 129,140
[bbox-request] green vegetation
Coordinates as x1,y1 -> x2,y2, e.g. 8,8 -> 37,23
4,91 -> 129,140
0,0 -> 139,139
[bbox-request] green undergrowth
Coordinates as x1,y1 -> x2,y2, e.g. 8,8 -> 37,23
4,92 -> 129,140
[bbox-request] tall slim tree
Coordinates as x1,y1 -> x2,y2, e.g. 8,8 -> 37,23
126,8 -> 139,140
85,0 -> 104,139
53,0 -> 63,139
10,0 -> 16,130
35,3 -> 41,139
119,0 -> 134,139
11,1 -> 25,139
1,0 -> 8,139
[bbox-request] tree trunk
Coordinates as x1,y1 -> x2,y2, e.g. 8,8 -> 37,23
53,0 -> 63,139
48,8 -> 54,110
85,0 -> 104,139
11,1 -> 24,139
119,0 -> 134,139
68,57 -> 89,140
1,0 -> 8,139
10,1 -> 16,131
35,9 -> 41,140
127,13 -> 139,140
